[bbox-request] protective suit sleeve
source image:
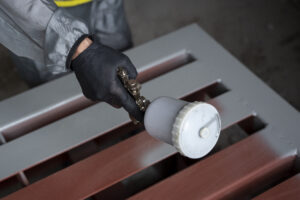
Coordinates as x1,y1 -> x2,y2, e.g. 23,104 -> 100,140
0,0 -> 89,75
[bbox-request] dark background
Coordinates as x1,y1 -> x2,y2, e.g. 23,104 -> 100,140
0,0 -> 299,111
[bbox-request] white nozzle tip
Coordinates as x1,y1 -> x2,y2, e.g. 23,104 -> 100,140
199,127 -> 210,138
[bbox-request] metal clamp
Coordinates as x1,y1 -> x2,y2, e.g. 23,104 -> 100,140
117,67 -> 150,123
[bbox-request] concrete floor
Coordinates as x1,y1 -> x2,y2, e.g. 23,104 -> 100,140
0,0 -> 299,111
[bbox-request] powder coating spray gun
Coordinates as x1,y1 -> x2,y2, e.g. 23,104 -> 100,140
117,67 -> 221,159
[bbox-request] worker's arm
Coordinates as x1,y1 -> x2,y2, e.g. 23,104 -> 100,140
0,0 -> 89,74
0,0 -> 142,121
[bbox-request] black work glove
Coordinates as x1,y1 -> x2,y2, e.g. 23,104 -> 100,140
70,39 -> 143,122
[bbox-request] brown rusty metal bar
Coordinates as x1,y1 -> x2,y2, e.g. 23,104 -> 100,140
254,174 -> 300,200
3,132 -> 171,200
129,132 -> 297,200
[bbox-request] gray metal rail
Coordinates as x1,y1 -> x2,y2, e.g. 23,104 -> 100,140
0,24 -> 299,184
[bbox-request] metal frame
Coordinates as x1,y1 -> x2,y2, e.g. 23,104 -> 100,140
0,24 -> 299,198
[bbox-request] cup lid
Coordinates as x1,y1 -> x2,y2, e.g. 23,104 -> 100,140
172,102 -> 221,159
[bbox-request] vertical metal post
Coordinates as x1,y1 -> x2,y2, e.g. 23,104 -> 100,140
0,132 -> 30,186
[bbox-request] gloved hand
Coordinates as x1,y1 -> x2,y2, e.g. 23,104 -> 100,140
70,38 -> 143,122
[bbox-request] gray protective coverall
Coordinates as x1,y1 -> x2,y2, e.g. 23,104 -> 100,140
0,0 -> 131,85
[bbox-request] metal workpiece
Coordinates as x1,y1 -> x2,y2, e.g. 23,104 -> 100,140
0,24 -> 300,199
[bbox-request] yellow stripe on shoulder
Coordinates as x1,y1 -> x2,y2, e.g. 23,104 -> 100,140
54,0 -> 92,7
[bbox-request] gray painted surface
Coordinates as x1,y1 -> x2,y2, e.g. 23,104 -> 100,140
0,74 -> 81,132
0,24 -> 299,183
